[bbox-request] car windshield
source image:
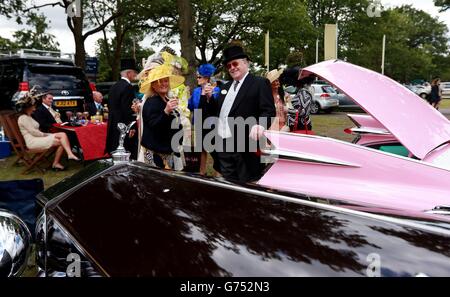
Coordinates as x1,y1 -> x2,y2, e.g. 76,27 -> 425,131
27,66 -> 88,90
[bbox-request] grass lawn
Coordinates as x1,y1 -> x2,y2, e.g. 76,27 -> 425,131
440,99 -> 450,109
0,156 -> 86,189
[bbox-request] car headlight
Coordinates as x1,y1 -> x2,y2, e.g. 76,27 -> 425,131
0,209 -> 31,277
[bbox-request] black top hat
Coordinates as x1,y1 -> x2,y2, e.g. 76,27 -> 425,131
222,45 -> 249,65
120,58 -> 138,72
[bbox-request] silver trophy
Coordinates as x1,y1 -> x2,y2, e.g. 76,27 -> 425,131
111,121 -> 136,163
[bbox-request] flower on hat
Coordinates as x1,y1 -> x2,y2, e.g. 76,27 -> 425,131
15,85 -> 42,112
198,64 -> 216,77
139,64 -> 185,94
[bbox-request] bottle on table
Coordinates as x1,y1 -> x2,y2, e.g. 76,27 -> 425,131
103,104 -> 109,121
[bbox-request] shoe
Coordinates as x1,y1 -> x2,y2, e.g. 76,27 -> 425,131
68,155 -> 81,162
52,165 -> 66,171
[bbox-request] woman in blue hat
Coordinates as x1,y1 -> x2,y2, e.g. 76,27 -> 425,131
188,64 -> 220,175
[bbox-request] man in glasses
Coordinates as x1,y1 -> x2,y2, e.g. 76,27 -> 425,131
201,45 -> 275,182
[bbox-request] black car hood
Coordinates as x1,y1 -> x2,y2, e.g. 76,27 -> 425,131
40,162 -> 450,276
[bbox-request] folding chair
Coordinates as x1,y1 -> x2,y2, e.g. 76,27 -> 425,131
0,110 -> 19,164
3,112 -> 55,174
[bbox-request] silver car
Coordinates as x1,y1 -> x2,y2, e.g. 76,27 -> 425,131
309,84 -> 339,114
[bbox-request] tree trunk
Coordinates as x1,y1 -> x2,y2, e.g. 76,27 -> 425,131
177,0 -> 196,89
73,17 -> 85,69
71,1 -> 85,70
111,0 -> 123,81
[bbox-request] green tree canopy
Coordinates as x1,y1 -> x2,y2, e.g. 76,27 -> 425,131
434,0 -> 450,11
13,12 -> 60,51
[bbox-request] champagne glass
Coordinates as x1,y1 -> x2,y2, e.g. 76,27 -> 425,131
167,91 -> 180,117
132,98 -> 141,117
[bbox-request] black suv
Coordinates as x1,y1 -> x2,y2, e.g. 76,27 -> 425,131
0,50 -> 93,117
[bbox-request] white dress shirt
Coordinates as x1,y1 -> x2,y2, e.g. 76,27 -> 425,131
218,71 -> 249,139
43,102 -> 62,123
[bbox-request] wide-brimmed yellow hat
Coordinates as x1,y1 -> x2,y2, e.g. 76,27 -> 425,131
139,64 -> 185,94
266,69 -> 283,83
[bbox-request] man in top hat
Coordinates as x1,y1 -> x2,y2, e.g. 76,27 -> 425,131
105,58 -> 139,159
201,45 -> 275,182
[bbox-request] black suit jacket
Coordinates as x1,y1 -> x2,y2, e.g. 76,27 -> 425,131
201,73 -> 275,143
105,79 -> 137,157
87,102 -> 103,116
200,73 -> 275,180
32,104 -> 56,133
141,95 -> 182,154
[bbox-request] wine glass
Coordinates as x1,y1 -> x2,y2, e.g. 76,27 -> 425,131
132,98 -> 141,117
66,111 -> 73,122
167,91 -> 180,117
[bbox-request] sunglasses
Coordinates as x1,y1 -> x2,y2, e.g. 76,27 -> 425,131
226,61 -> 240,70
197,76 -> 204,79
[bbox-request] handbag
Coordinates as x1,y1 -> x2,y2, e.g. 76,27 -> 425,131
292,110 -> 315,135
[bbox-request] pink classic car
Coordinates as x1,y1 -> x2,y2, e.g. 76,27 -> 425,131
259,60 -> 450,222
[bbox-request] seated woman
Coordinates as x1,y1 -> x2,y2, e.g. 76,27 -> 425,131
138,63 -> 185,169
16,89 -> 80,171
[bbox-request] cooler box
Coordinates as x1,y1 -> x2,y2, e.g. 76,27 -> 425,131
0,139 -> 11,159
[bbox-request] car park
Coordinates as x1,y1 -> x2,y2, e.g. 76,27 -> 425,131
0,49 -> 94,117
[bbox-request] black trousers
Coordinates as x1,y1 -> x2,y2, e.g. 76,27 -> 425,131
215,137 -> 264,183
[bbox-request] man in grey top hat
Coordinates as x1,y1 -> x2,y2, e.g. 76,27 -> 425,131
105,58 -> 139,159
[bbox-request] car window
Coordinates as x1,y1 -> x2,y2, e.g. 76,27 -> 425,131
322,86 -> 336,93
27,66 -> 89,90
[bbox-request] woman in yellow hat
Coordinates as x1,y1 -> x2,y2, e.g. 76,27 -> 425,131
138,64 -> 185,169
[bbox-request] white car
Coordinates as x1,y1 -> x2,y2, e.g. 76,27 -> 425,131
414,83 -> 431,99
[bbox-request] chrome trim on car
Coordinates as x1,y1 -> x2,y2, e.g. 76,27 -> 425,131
0,209 -> 32,277
129,163 -> 450,235
53,96 -> 84,100
264,131 -> 450,173
261,149 -> 361,168
349,127 -> 391,135
425,205 -> 450,216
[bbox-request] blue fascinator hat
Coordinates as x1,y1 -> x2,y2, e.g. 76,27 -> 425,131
198,63 -> 216,77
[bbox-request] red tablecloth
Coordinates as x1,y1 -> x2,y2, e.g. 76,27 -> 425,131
53,123 -> 108,161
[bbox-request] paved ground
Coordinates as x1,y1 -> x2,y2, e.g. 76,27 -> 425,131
440,109 -> 450,115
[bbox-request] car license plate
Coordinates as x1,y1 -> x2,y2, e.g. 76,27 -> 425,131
55,100 -> 77,107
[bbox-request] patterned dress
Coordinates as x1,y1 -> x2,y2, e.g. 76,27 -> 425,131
286,87 -> 313,131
